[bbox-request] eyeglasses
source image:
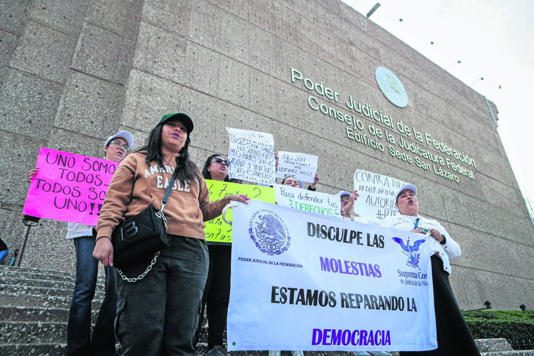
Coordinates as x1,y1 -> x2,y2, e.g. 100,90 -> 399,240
213,157 -> 230,166
109,140 -> 129,151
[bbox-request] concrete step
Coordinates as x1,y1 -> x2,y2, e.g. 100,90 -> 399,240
194,352 -> 374,356
194,352 -> 271,356
0,283 -> 88,299
0,266 -> 106,284
0,321 -> 66,344
0,266 -> 74,277
0,266 -> 74,281
0,306 -> 69,322
0,343 -> 66,356
0,283 -> 105,299
476,338 -> 514,352
481,352 -> 534,356
0,276 -> 75,289
0,268 -> 75,283
0,292 -> 103,309
0,305 -> 100,325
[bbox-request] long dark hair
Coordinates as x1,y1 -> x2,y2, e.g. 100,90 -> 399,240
136,123 -> 200,184
202,154 -> 230,181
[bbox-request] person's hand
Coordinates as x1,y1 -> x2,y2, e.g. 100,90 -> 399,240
341,191 -> 358,218
310,173 -> 320,189
27,168 -> 38,183
429,229 -> 444,243
93,237 -> 114,267
225,194 -> 249,204
412,227 -> 429,235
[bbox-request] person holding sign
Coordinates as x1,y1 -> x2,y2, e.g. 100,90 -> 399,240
93,113 -> 249,355
27,130 -> 134,356
281,175 -> 298,187
281,174 -> 320,191
197,154 -> 235,356
339,190 -> 370,224
381,184 -> 479,356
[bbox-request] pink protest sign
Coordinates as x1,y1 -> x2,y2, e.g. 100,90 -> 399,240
23,147 -> 118,226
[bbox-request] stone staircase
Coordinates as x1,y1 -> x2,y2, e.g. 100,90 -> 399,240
475,339 -> 534,356
0,265 -> 104,355
1,266 -> 533,356
476,338 -> 534,355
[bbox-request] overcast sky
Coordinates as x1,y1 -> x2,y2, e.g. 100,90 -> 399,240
342,0 -> 534,215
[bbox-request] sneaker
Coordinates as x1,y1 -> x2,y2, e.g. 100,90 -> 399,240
269,351 -> 281,356
292,351 -> 305,356
206,345 -> 227,356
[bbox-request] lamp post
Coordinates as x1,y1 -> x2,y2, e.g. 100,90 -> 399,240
470,76 -> 485,86
423,41 -> 435,52
366,2 -> 381,18
446,60 -> 462,71
18,215 -> 40,267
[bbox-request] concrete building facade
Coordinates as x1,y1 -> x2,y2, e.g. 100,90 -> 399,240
1,0 -> 532,310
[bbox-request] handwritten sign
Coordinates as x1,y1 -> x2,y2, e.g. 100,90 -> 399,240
226,128 -> 275,186
23,148 -> 117,225
353,169 -> 409,220
274,184 -> 341,218
276,151 -> 318,183
205,179 -> 275,243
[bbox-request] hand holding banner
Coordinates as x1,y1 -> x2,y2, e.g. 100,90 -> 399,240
23,148 -> 117,226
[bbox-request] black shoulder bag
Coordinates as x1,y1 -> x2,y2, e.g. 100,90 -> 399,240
112,175 -> 175,282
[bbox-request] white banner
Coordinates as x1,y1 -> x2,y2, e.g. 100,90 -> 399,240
274,184 -> 341,218
228,201 -> 436,352
354,169 -> 409,221
276,151 -> 318,183
227,128 -> 275,186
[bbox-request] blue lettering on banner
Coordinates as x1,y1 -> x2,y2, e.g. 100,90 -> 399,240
311,328 -> 391,346
319,257 -> 382,278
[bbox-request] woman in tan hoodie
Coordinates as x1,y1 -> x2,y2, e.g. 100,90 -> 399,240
93,113 -> 248,355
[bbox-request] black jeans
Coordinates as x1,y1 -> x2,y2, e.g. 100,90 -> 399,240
204,244 -> 232,348
400,256 -> 480,356
115,236 -> 208,355
67,236 -> 116,356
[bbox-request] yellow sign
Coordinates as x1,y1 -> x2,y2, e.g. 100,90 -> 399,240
205,180 -> 275,243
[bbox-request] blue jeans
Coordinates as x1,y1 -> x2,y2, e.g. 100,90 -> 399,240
115,236 -> 208,355
67,236 -> 116,356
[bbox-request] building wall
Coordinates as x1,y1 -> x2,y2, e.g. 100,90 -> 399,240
1,0 -> 532,310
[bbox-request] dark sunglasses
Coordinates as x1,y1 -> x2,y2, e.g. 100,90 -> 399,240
213,157 -> 230,166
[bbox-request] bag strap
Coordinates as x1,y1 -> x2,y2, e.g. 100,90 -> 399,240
155,173 -> 176,231
160,174 -> 176,213
118,172 -> 177,284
